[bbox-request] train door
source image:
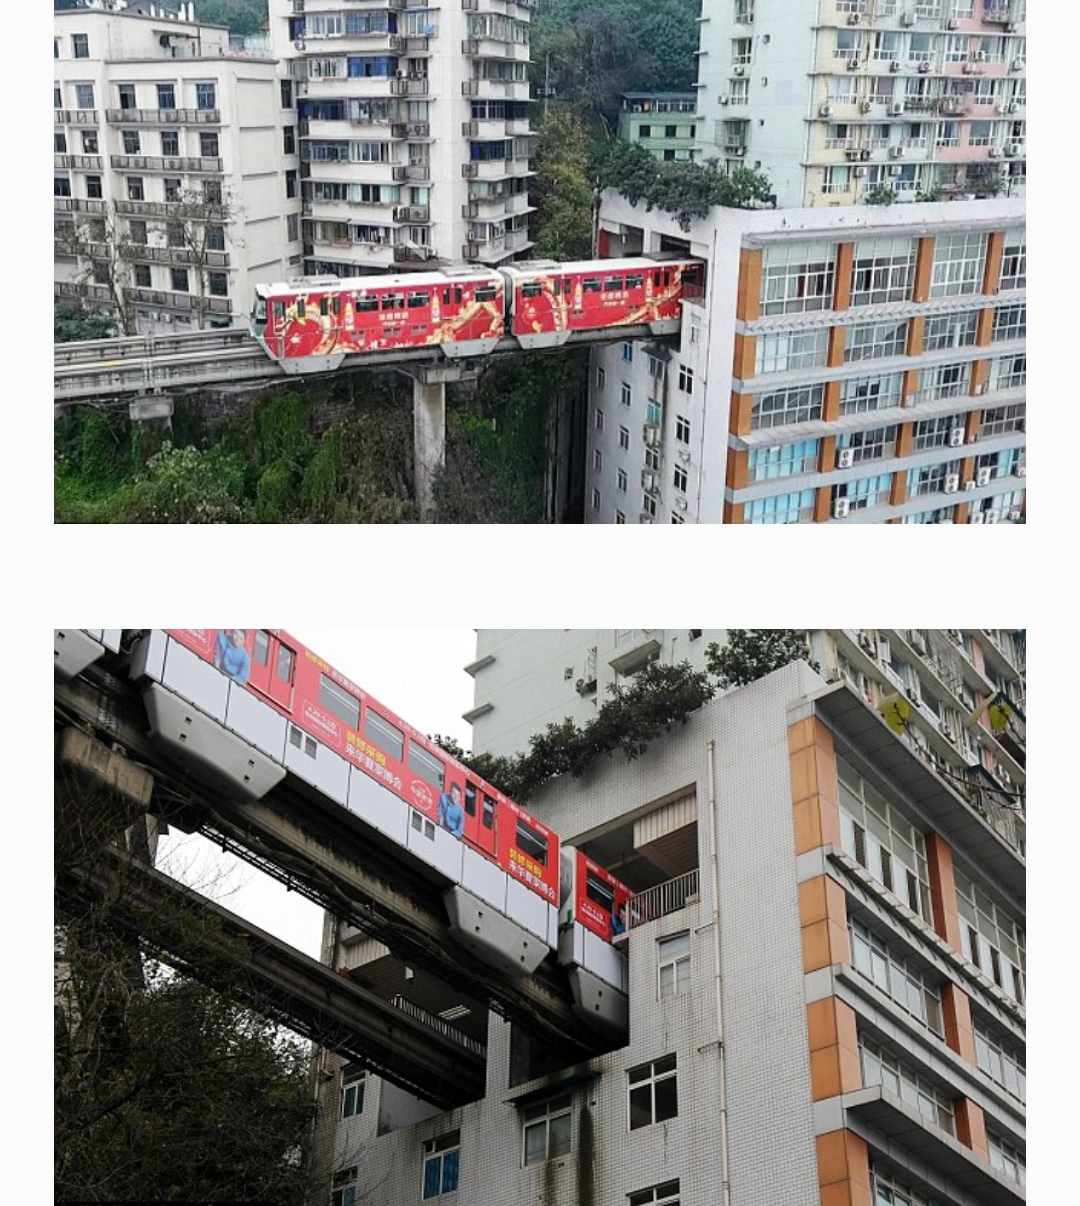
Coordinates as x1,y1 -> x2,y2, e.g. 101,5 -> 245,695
462,778 -> 498,857
248,629 -> 297,712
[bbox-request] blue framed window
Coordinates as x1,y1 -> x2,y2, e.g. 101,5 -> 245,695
422,1132 -> 460,1199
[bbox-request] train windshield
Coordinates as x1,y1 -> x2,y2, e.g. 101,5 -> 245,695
585,870 -> 615,912
515,817 -> 548,866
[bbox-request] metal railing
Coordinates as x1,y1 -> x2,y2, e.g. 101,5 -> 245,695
623,869 -> 699,931
389,995 -> 487,1057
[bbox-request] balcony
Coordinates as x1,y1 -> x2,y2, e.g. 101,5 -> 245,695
609,629 -> 664,674
55,281 -> 113,303
105,108 -> 221,125
390,76 -> 429,96
56,109 -> 99,126
128,287 -> 231,315
121,244 -> 231,269
54,197 -> 108,215
394,205 -> 430,222
55,154 -> 103,171
110,155 -> 224,174
620,870 -> 700,932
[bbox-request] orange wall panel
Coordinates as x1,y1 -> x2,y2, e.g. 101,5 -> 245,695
913,235 -> 934,303
925,832 -> 962,951
834,243 -> 853,311
983,230 -> 1004,295
738,248 -> 763,322
955,1098 -> 989,1161
941,983 -> 977,1063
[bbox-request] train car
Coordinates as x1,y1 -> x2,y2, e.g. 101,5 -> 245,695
251,267 -> 507,373
558,848 -> 631,1031
54,629 -> 123,680
128,628 -> 561,978
501,257 -> 705,350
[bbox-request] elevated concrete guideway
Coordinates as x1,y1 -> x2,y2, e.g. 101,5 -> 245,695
55,652 -> 616,1103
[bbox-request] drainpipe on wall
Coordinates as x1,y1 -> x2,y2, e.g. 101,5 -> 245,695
705,738 -> 732,1206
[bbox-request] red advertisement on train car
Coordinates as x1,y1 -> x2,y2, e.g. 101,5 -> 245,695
575,851 -> 631,942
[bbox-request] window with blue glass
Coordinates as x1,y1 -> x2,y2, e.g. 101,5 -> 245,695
646,399 -> 662,425
348,56 -> 396,77
745,489 -> 815,524
747,439 -> 818,481
835,472 -> 892,511
622,341 -> 633,363
422,1131 -> 460,1200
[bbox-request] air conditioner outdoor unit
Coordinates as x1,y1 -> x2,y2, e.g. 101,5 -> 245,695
860,100 -> 872,113
964,480 -> 977,491
847,58 -> 860,71
294,39 -> 305,49
675,496 -> 688,510
947,17 -> 958,29
854,165 -> 866,176
969,512 -> 985,523
1007,101 -> 1018,112
1007,143 -> 1022,156
846,147 -> 861,160
948,427 -> 965,446
734,66 -> 746,76
944,473 -> 960,494
848,12 -> 862,24
918,62 -> 932,73
889,60 -> 901,72
1011,59 -> 1024,70
977,466 -> 992,486
988,146 -> 1001,158
642,470 -> 657,491
985,509 -> 1001,524
1008,507 -> 1022,521
735,146 -> 746,155
889,164 -> 902,175
833,497 -> 851,519
860,148 -> 870,160
1017,463 -> 1026,477
901,12 -> 916,26
677,449 -> 691,463
719,95 -> 729,105
889,144 -> 904,157
974,51 -> 987,62
889,102 -> 904,115
837,447 -> 855,468
819,103 -> 832,116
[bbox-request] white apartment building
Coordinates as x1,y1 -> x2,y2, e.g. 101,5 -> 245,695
267,0 -> 537,273
311,628 -> 1024,1206
695,0 -> 1026,208
53,5 -> 302,332
587,191 -> 1025,523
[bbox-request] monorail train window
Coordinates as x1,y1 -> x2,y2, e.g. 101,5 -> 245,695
604,276 -> 624,291
408,741 -> 445,791
626,274 -> 643,289
407,291 -> 429,308
276,644 -> 294,685
271,299 -> 285,321
320,296 -> 329,316
319,673 -> 359,728
364,710 -> 404,762
475,285 -> 497,301
521,282 -> 543,298
464,782 -> 477,817
382,293 -> 405,310
355,295 -> 378,312
252,630 -> 270,666
585,870 -> 615,912
482,793 -> 495,830
515,817 -> 548,867
582,277 -> 601,292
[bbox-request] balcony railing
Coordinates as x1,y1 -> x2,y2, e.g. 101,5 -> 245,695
56,109 -> 99,125
622,870 -> 700,931
110,154 -> 224,173
388,995 -> 486,1057
104,108 -> 221,125
55,154 -> 103,171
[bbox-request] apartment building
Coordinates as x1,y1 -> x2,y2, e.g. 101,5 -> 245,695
587,191 -> 1025,523
312,628 -> 1024,1206
53,4 -> 302,332
267,0 -> 537,273
695,0 -> 1026,208
617,94 -> 701,163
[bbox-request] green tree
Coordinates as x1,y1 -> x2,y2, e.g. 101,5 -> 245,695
705,630 -> 817,688
54,302 -> 114,343
118,441 -> 250,523
187,0 -> 268,36
531,109 -> 594,261
864,185 -> 896,206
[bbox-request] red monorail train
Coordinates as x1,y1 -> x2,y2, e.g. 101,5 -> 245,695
250,257 -> 704,373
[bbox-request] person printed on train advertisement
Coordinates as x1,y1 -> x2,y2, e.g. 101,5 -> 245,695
213,629 -> 250,685
438,781 -> 465,838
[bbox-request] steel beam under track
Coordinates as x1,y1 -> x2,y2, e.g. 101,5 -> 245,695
58,847 -> 486,1109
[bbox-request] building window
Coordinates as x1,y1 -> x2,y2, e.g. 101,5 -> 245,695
127,177 -> 144,201
621,382 -> 632,407
751,383 -> 824,429
979,403 -> 1024,437
166,222 -> 185,248
747,439 -> 818,481
672,465 -> 687,492
331,1169 -> 358,1206
55,84 -> 62,108
54,131 -> 67,154
998,229 -> 1025,290
157,83 -> 176,111
675,415 -> 690,443
619,425 -> 630,450
281,78 -> 294,108
912,417 -> 954,451
622,341 -> 633,363
72,33 -> 89,58
196,82 -> 217,110
923,310 -> 978,351
615,510 -> 626,523
133,263 -> 152,288
75,83 -> 95,109
54,176 -> 72,198
592,488 -> 601,510
844,320 -> 908,362
203,179 -> 223,205
341,1069 -> 365,1118
82,130 -> 98,154
209,271 -> 229,298
283,126 -> 296,155
642,493 -> 657,518
640,124 -> 652,138
422,1131 -> 460,1200
629,1181 -> 680,1206
760,240 -> 836,315
163,177 -> 182,202
522,1094 -> 572,1166
974,1021 -> 1025,1103
595,408 -> 604,431
85,175 -> 102,200
870,1164 -> 946,1206
628,1055 -> 678,1130
929,231 -> 988,297
658,932 -> 690,999
848,917 -> 943,1035
954,869 -> 1025,1004
989,353 -> 1026,391
287,212 -> 300,242
835,425 -> 896,465
596,364 -> 606,390
858,1034 -> 955,1134
839,373 -> 902,415
987,1132 -> 1025,1187
593,449 -> 603,472
200,131 -> 219,158
677,364 -> 693,392
755,328 -> 828,374
991,303 -> 1026,343
744,489 -> 814,524
120,129 -> 140,155
171,266 -> 189,293
833,471 -> 892,513
286,170 -> 298,199
205,224 -> 226,251
850,236 -> 916,306
116,83 -> 136,110
160,129 -> 179,156
617,468 -> 628,492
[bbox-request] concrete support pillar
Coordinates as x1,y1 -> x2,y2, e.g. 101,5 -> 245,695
406,362 -> 481,521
